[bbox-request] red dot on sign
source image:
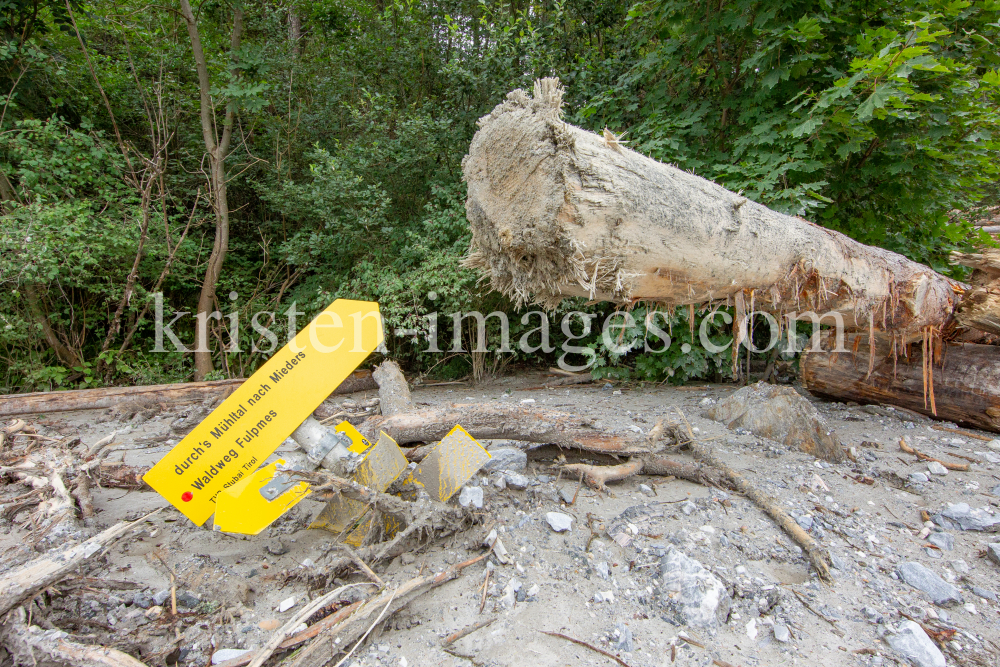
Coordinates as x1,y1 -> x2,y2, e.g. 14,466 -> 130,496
181,492 -> 193,502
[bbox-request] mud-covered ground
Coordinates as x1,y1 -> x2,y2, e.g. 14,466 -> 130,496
1,373 -> 998,667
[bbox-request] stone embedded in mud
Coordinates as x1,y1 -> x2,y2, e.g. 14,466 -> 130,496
886,621 -> 946,667
212,649 -> 252,665
482,447 -> 527,472
896,562 -> 963,606
926,532 -> 953,552
545,512 -> 573,532
458,485 -> 484,509
705,382 -> 844,461
939,503 -> 1000,532
659,546 -> 731,629
987,543 -> 1000,566
926,461 -> 948,476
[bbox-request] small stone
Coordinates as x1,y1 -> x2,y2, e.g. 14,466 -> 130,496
132,592 -> 153,609
558,487 -> 575,504
794,514 -> 814,531
941,503 -> 1000,531
639,484 -> 655,497
545,512 -> 573,532
482,448 -> 527,472
458,486 -> 484,509
503,471 -> 530,490
492,474 -> 506,490
926,532 -> 954,551
152,590 -> 171,606
987,543 -> 1000,566
952,559 -> 970,575
526,584 -> 539,598
614,622 -> 634,652
266,538 -> 289,556
887,621 -> 945,667
927,461 -> 948,476
144,606 -> 162,620
659,547 -> 731,628
735,565 -> 747,576
175,591 -> 200,608
972,586 -> 997,602
681,500 -> 697,516
595,561 -> 610,580
212,649 -> 252,665
594,590 -> 614,603
985,439 -> 1000,451
773,624 -> 790,643
964,602 -> 977,615
258,619 -> 281,631
278,596 -> 297,613
897,562 -> 963,606
909,472 -> 929,484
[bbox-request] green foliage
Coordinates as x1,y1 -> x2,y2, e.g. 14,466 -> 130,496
0,0 -> 996,390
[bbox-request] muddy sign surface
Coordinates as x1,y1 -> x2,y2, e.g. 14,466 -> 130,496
143,299 -> 383,525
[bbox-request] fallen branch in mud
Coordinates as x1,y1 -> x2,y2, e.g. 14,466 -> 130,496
0,606 -> 150,667
559,414 -> 832,582
288,554 -> 487,667
0,511 -> 158,617
540,630 -> 633,667
899,438 -> 970,471
360,403 -> 656,455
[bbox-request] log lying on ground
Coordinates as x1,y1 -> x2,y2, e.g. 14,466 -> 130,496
0,607 -> 149,667
463,78 -> 964,335
0,370 -> 377,417
359,403 -> 653,455
802,332 -> 1000,433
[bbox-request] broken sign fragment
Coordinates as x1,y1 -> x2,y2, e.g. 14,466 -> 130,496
411,425 -> 491,502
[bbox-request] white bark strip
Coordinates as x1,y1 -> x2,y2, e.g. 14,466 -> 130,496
462,78 -> 962,333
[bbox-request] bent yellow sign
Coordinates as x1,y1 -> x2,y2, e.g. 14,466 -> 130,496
143,299 -> 384,526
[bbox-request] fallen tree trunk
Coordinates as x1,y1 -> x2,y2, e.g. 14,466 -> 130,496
0,370 -> 376,417
0,607 -> 149,667
802,332 -> 1000,433
359,403 -> 652,454
463,78 -> 965,335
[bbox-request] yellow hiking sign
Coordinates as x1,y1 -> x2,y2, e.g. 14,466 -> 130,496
142,299 -> 383,526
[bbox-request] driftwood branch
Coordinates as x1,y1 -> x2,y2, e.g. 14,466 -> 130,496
0,606 -> 149,667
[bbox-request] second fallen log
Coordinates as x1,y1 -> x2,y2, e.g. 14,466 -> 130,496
801,332 -> 1000,433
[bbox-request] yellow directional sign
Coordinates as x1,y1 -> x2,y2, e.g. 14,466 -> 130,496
411,425 -> 491,502
310,430 -> 408,545
214,460 -> 312,534
143,299 -> 383,526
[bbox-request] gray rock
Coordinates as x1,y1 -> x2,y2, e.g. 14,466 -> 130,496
482,447 -> 527,473
909,472 -> 929,484
681,500 -> 697,516
926,532 -> 954,551
458,486 -> 484,509
175,591 -> 200,608
595,561 -> 610,580
212,649 -> 252,665
614,622 -> 634,653
659,546 -> 731,628
971,586 -> 997,602
940,503 -> 1000,531
991,484 -> 1000,496
545,512 -> 573,532
152,590 -> 171,606
503,471 -> 530,490
594,590 -> 614,603
896,562 -> 963,606
132,592 -> 153,609
886,620 -> 946,667
988,543 -> 1000,566
951,559 -> 970,575
558,487 -> 576,504
924,547 -> 943,560
986,439 -> 1000,451
704,382 -> 843,461
498,582 -> 516,609
639,484 -> 655,497
862,606 -> 884,624
927,461 -> 948,476
794,514 -> 814,531
266,538 -> 289,556
773,624 -> 790,643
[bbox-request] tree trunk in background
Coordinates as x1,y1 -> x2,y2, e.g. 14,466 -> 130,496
289,8 -> 302,56
24,284 -> 80,369
802,332 -> 1000,433
180,0 -> 243,381
462,79 -> 965,339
